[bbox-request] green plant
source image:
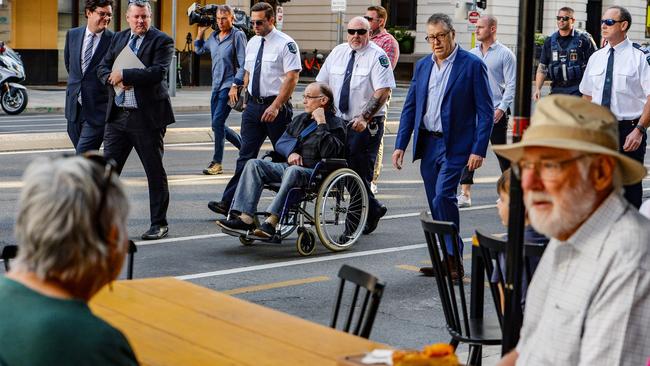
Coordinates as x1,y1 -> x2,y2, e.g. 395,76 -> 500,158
387,27 -> 414,43
534,33 -> 546,46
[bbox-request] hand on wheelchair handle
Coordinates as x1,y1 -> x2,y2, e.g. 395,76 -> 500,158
288,153 -> 303,166
350,116 -> 367,132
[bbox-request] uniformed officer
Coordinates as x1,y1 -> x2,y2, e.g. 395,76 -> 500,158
533,7 -> 597,99
208,1 -> 301,216
316,16 -> 396,235
580,5 -> 650,208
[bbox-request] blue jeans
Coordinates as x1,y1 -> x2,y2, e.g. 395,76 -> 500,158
231,159 -> 313,217
211,87 -> 242,163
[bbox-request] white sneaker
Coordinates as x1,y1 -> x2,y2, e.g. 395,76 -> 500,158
457,194 -> 472,208
370,182 -> 378,194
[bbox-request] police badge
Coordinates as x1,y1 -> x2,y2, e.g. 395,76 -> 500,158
379,55 -> 390,68
287,42 -> 297,54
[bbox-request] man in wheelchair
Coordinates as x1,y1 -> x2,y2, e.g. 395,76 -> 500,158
216,82 -> 346,238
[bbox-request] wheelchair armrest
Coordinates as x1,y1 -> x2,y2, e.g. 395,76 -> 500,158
261,150 -> 287,163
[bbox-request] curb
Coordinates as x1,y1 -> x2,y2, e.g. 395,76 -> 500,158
0,122 -> 402,153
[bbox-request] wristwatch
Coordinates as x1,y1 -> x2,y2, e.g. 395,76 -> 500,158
635,124 -> 647,133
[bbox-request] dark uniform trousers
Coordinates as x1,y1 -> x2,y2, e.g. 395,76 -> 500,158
459,112 -> 511,184
103,108 -> 169,226
221,98 -> 292,204
619,120 -> 646,208
67,103 -> 106,154
346,115 -> 384,216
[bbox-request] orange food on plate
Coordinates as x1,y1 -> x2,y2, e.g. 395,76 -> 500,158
392,343 -> 459,366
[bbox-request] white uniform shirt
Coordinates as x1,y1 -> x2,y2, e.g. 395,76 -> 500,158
579,38 -> 650,121
244,28 -> 302,98
316,42 -> 396,121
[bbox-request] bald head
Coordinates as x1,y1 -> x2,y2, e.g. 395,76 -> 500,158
347,16 -> 371,50
475,15 -> 498,43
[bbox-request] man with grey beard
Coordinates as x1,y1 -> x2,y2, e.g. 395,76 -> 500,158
493,95 -> 650,366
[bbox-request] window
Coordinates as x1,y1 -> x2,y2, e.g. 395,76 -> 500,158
382,0 -> 416,29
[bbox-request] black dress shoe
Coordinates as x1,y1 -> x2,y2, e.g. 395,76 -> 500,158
208,200 -> 230,215
141,225 -> 169,240
363,204 -> 388,235
216,217 -> 256,233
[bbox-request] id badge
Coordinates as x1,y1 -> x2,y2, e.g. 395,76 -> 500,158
569,51 -> 578,61
552,51 -> 559,62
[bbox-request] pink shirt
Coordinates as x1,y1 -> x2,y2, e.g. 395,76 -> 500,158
371,29 -> 399,70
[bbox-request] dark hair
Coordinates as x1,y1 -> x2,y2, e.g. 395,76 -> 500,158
313,82 -> 337,114
84,0 -> 114,15
558,7 -> 574,16
251,2 -> 274,20
496,168 -> 512,195
367,5 -> 387,21
427,13 -> 454,32
607,5 -> 632,32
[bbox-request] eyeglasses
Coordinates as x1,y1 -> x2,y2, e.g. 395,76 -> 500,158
78,152 -> 117,239
601,18 -> 624,26
363,16 -> 375,22
556,16 -> 573,21
347,28 -> 368,35
95,11 -> 113,18
250,19 -> 266,27
512,154 -> 590,181
425,31 -> 450,43
303,94 -> 324,100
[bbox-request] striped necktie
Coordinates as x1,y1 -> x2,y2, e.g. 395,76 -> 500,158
81,33 -> 95,74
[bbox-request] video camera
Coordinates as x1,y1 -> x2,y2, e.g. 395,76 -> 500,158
187,3 -> 250,33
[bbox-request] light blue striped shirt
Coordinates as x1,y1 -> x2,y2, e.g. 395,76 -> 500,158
423,44 -> 459,132
469,40 -> 516,112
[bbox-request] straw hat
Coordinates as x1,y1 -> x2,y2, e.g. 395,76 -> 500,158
493,95 -> 647,185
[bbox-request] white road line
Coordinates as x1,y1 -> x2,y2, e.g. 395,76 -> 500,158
177,237 -> 474,280
135,233 -> 229,246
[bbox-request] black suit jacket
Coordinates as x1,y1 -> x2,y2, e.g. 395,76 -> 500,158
64,27 -> 113,127
97,27 -> 175,129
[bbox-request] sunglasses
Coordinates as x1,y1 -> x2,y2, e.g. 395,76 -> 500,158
250,19 -> 266,27
556,16 -> 573,21
363,16 -> 374,22
128,0 -> 149,4
347,28 -> 368,36
601,18 -> 624,26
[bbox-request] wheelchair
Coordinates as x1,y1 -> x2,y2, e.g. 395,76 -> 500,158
221,152 -> 369,256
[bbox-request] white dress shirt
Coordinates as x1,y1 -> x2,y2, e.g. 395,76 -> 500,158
244,27 -> 302,98
316,42 -> 396,121
579,38 -> 650,121
516,193 -> 650,365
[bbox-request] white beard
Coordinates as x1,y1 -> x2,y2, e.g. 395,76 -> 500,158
525,173 -> 597,240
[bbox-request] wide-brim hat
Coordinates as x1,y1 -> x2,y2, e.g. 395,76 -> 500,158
493,95 -> 647,185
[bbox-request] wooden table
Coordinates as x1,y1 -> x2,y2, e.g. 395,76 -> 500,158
90,278 -> 385,366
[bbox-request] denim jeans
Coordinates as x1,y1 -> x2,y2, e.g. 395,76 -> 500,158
211,87 -> 242,163
231,159 -> 313,217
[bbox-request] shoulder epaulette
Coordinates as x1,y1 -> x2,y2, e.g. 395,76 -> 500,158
633,43 -> 649,54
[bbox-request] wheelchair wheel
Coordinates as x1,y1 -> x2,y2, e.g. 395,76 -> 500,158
314,168 -> 368,252
279,211 -> 298,239
296,228 -> 316,256
239,237 -> 255,246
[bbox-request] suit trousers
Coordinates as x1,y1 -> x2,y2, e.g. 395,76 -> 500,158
619,120 -> 646,208
346,116 -> 384,216
459,113 -> 511,185
418,132 -> 466,254
104,109 -> 169,227
220,100 -> 292,204
67,103 -> 105,154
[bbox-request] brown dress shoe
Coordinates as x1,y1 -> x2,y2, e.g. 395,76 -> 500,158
419,256 -> 465,280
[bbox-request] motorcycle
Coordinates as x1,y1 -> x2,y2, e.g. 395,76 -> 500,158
0,42 -> 27,115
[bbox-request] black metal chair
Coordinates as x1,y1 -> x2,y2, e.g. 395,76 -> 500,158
419,213 -> 501,366
1,245 -> 17,271
474,229 -> 547,322
330,264 -> 385,339
126,240 -> 137,280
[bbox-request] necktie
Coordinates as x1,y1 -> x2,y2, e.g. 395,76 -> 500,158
339,50 -> 356,114
601,48 -> 615,108
81,33 -> 95,74
252,38 -> 265,98
116,35 -> 138,105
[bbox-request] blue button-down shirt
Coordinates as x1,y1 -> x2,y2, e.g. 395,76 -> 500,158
469,40 -> 516,112
195,28 -> 247,90
423,44 -> 459,132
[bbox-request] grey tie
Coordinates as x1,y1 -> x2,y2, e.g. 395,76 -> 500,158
81,33 -> 96,74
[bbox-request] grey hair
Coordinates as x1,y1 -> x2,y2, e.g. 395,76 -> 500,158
349,16 -> 370,30
127,0 -> 152,13
427,13 -> 455,32
217,5 -> 234,16
13,156 -> 129,296
577,154 -> 623,191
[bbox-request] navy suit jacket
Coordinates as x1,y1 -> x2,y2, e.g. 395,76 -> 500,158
395,47 -> 493,163
97,27 -> 175,129
64,27 -> 114,127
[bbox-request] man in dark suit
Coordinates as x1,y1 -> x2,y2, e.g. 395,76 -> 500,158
64,0 -> 114,154
392,13 -> 493,278
97,0 -> 175,240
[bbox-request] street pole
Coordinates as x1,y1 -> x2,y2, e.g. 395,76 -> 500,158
502,0 -> 536,355
336,11 -> 343,45
169,0 -> 177,97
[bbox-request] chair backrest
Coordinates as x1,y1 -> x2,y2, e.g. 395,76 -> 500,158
419,212 -> 472,340
1,245 -> 17,271
330,264 -> 385,339
126,240 -> 137,280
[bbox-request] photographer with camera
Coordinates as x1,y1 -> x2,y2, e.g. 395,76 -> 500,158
194,5 -> 246,175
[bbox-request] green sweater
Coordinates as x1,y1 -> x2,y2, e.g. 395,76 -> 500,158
0,277 -> 138,366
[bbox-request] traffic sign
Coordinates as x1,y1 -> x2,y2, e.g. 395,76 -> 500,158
468,10 -> 480,24
276,6 -> 284,30
331,0 -> 346,12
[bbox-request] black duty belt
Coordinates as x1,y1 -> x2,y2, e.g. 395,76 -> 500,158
420,129 -> 443,138
249,95 -> 277,105
619,118 -> 640,126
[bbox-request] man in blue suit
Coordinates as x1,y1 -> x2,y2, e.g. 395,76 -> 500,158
64,0 -> 114,154
392,13 -> 493,279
